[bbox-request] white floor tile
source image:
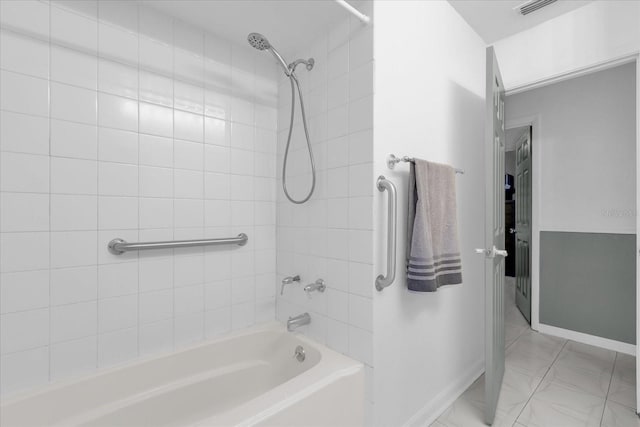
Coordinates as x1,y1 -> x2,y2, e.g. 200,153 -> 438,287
517,381 -> 606,427
609,354 -> 636,410
438,369 -> 541,427
436,277 -> 637,427
601,400 -> 640,427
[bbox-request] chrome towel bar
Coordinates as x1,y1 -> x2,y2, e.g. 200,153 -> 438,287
108,234 -> 248,255
387,154 -> 464,174
376,176 -> 397,291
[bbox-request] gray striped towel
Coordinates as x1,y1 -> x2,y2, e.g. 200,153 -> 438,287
407,159 -> 462,292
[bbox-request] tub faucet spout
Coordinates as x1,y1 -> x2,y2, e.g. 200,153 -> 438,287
287,312 -> 311,331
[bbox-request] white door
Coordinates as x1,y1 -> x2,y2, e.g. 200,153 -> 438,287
515,129 -> 532,323
482,46 -> 507,425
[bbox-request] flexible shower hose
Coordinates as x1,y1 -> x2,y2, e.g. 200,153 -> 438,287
282,70 -> 316,204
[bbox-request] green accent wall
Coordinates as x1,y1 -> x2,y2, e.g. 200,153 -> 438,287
540,231 -> 636,344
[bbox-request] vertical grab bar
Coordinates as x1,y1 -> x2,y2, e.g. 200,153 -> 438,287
376,175 -> 397,291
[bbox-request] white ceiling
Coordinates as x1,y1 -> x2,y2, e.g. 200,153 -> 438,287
448,0 -> 593,44
142,0 -> 357,54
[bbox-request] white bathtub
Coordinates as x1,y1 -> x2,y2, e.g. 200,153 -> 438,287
0,322 -> 364,427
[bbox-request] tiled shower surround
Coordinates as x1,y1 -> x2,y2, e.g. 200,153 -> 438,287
0,0 -> 375,404
0,0 -> 279,394
274,11 -> 375,416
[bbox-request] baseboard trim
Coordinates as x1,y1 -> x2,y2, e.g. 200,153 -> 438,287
536,323 -> 636,355
403,359 -> 485,427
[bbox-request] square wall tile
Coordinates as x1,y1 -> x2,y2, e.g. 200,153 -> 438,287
51,266 -> 98,306
98,327 -> 138,367
0,232 -> 50,272
1,30 -> 49,79
0,270 -> 49,314
140,37 -> 173,75
1,111 -> 49,155
98,261 -> 138,298
205,280 -> 232,311
51,4 -> 97,51
140,103 -> 173,137
140,320 -> 173,356
51,120 -> 98,160
1,193 -> 49,232
98,162 -> 138,197
139,166 -> 173,198
174,312 -> 204,348
50,336 -> 97,381
51,157 -> 97,195
98,128 -> 138,164
99,294 -> 138,333
51,195 -> 98,231
0,308 -> 49,354
51,46 -> 98,90
98,59 -> 139,99
140,134 -> 173,168
98,93 -> 138,132
139,258 -> 173,292
205,307 -> 231,338
1,71 -> 48,117
51,82 -> 97,125
174,110 -> 204,143
51,231 -> 98,269
140,290 -> 173,324
1,1 -> 50,38
98,22 -> 138,64
0,347 -> 49,395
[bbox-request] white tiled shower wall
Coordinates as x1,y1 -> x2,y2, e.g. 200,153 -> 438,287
0,0 -> 279,394
274,5 -> 375,416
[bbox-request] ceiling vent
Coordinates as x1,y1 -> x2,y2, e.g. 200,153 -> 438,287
516,0 -> 558,15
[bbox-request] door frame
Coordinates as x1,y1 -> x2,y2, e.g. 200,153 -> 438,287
504,52 -> 640,412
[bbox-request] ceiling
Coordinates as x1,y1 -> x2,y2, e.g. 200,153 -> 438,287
448,0 -> 593,44
142,0 -> 359,54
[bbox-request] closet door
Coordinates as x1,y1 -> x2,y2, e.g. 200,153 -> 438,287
515,129 -> 532,323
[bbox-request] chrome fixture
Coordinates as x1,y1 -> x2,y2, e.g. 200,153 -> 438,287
294,345 -> 306,362
303,279 -> 326,294
334,0 -> 371,24
475,246 -> 508,258
281,275 -> 301,295
387,154 -> 465,174
108,234 -> 248,255
376,176 -> 397,291
248,33 -> 316,204
287,312 -> 311,331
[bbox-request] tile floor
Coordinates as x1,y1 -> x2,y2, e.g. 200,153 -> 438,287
433,277 -> 639,427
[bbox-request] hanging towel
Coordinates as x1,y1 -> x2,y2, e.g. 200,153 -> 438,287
407,159 -> 462,292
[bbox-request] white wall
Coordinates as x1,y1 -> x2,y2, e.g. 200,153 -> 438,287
274,3 -> 375,419
0,0 -> 279,395
506,62 -> 637,235
372,1 -> 486,425
493,0 -> 640,91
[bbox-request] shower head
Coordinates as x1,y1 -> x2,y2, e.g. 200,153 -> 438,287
247,33 -> 270,50
247,32 -> 290,76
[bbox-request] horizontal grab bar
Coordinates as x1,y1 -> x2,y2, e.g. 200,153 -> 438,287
108,234 -> 248,255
